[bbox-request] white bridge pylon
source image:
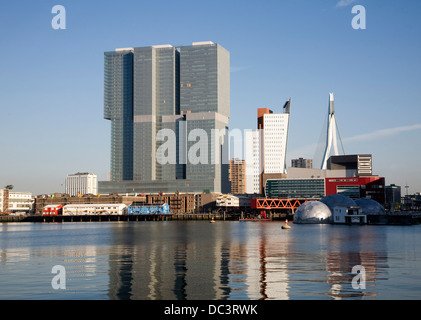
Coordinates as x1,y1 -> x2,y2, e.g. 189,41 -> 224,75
321,93 -> 344,170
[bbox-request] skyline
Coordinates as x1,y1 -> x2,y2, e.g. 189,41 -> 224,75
1,0 -> 420,195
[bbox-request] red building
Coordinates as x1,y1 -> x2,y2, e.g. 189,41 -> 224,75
42,205 -> 63,216
325,176 -> 385,204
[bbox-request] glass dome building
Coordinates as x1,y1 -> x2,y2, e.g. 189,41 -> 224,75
293,201 -> 333,224
319,194 -> 358,212
355,198 -> 385,215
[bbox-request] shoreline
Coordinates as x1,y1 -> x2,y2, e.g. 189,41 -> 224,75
1,211 -> 421,225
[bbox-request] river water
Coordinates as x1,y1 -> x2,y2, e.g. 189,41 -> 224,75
0,221 -> 420,300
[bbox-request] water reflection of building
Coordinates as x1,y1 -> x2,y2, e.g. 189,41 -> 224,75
106,223 -> 389,300
106,222 -> 294,300
108,225 -> 180,300
245,225 -> 290,300
326,227 -> 388,299
107,223 -> 233,300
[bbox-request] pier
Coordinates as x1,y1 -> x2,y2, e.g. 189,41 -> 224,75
0,212 -> 240,223
367,212 -> 421,225
1,211 -> 420,224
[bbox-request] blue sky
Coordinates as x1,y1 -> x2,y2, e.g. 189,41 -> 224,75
0,0 -> 420,195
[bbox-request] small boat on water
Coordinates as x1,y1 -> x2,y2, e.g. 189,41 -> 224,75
210,217 -> 216,223
282,219 -> 291,229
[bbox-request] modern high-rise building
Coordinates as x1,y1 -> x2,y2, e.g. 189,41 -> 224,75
229,158 -> 246,194
104,48 -> 134,181
65,172 -> 98,196
257,98 -> 291,193
245,130 -> 260,194
291,158 -> 313,169
181,42 -> 230,192
100,41 -> 230,194
258,99 -> 291,175
131,45 -> 181,182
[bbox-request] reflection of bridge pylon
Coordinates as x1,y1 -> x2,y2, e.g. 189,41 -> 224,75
321,93 -> 345,170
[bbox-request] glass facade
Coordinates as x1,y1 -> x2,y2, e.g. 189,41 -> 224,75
181,43 -> 230,193
184,114 -> 230,193
337,185 -> 360,198
102,42 -> 230,194
265,179 -> 325,199
132,46 -> 180,181
180,43 -> 229,117
159,115 -> 186,181
104,49 -> 133,181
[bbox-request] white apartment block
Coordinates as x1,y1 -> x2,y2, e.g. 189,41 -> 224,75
262,112 -> 290,174
0,189 -> 33,214
216,195 -> 251,207
258,99 -> 291,176
65,172 -> 98,196
245,130 -> 260,194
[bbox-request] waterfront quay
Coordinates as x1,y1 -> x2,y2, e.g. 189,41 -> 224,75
0,212 -> 239,223
1,211 -> 421,224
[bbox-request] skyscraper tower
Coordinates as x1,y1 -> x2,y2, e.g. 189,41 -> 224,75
257,98 -> 291,193
104,48 -> 134,181
180,42 -> 230,193
132,45 -> 180,182
100,42 -> 230,194
258,98 -> 291,175
321,93 -> 344,170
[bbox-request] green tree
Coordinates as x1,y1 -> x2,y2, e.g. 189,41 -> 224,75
4,185 -> 14,190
